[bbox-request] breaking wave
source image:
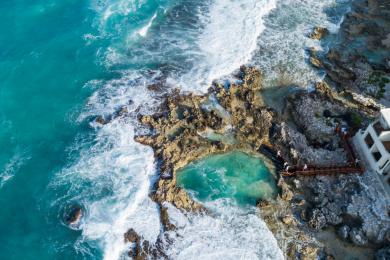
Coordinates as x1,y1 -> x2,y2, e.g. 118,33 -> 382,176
51,0 -> 352,259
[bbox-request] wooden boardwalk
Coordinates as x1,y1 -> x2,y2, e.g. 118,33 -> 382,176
281,165 -> 364,177
281,127 -> 364,177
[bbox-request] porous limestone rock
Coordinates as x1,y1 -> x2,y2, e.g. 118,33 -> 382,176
309,26 -> 329,40
135,66 -> 277,212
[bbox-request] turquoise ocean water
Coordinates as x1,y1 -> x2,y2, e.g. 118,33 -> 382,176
0,0 -> 351,259
0,1 -> 102,258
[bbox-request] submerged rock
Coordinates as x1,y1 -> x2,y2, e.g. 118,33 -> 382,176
65,205 -> 83,227
95,116 -> 107,125
124,228 -> 168,259
124,228 -> 140,244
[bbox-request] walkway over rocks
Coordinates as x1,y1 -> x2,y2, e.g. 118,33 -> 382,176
281,126 -> 364,177
281,165 -> 363,177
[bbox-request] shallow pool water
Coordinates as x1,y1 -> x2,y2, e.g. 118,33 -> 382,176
177,151 -> 277,206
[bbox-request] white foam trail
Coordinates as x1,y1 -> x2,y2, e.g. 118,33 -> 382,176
54,71 -> 164,259
0,151 -> 30,188
164,200 -> 284,260
179,0 -> 277,92
137,12 -> 157,37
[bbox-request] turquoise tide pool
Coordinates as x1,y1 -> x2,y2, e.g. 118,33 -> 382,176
0,0 -> 352,258
177,151 -> 277,206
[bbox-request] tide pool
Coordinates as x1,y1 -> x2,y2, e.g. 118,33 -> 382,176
0,0 -> 352,258
177,151 -> 277,206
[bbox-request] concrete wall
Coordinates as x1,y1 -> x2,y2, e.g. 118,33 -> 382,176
356,124 -> 390,175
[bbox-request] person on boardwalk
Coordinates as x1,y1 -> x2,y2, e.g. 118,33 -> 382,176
335,123 -> 341,134
303,164 -> 308,171
277,150 -> 282,159
355,158 -> 360,167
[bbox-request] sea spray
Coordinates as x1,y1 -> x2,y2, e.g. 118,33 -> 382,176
52,71 -> 164,258
0,0 -> 357,258
251,0 -> 352,88
178,0 -> 277,92
164,200 -> 284,260
54,0 -> 351,258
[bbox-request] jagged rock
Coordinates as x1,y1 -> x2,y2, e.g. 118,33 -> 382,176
278,178 -> 294,201
337,225 -> 350,240
350,92 -> 383,110
257,199 -> 271,208
136,66 -> 276,212
292,179 -> 301,189
310,57 -> 323,68
350,228 -> 369,246
147,83 -> 164,92
309,48 -> 323,68
281,187 -> 294,202
117,106 -> 128,117
160,206 -> 176,231
300,209 -> 309,221
125,229 -> 140,244
300,245 -> 319,260
322,203 -> 343,225
95,116 -> 107,125
65,205 -> 83,227
286,90 -> 348,146
282,215 -> 294,225
124,229 -> 167,260
295,198 -> 305,206
309,26 -> 329,40
309,209 -> 327,230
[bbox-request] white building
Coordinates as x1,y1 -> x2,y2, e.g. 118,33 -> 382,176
355,108 -> 390,177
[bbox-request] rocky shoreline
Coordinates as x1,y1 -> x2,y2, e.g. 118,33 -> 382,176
135,67 -> 275,211
126,64 -> 388,259
113,0 -> 390,258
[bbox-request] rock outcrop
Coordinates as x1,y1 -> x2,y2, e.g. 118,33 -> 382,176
309,26 -> 329,40
135,66 -> 277,213
124,229 -> 167,260
319,0 -> 390,106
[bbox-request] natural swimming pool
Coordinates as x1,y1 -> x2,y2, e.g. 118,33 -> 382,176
177,151 -> 277,206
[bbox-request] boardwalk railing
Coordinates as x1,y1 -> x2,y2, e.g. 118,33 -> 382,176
281,127 -> 364,177
281,165 -> 364,177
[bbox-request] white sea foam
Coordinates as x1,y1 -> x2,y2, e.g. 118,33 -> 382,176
0,151 -> 30,188
251,0 -> 352,88
54,72 -> 163,259
178,0 -> 277,92
60,0 -> 353,259
137,12 -> 157,37
164,200 -> 284,260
